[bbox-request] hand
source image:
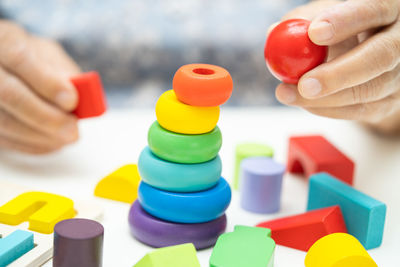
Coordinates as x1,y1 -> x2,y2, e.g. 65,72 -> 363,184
274,0 -> 400,135
0,20 -> 81,154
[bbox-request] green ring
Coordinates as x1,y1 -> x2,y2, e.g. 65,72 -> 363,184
148,121 -> 222,164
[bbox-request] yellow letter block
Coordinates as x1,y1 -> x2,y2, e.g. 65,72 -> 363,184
0,192 -> 75,234
305,233 -> 378,267
94,164 -> 140,203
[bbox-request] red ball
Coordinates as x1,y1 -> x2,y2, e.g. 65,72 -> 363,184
264,19 -> 328,84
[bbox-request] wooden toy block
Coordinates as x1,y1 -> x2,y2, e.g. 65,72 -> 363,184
71,71 -> 107,119
172,63 -> 233,107
0,229 -> 34,266
0,192 -> 75,234
305,233 -> 378,267
0,181 -> 103,267
287,135 -> 355,185
155,90 -> 220,134
138,178 -> 231,224
256,206 -> 347,251
210,226 -> 275,267
53,219 -> 104,267
307,173 -> 386,249
94,164 -> 140,203
134,243 -> 200,267
234,143 -> 274,189
138,146 -> 221,192
240,157 -> 285,214
129,201 -> 226,249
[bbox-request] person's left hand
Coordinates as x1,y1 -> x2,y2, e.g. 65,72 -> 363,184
274,0 -> 400,135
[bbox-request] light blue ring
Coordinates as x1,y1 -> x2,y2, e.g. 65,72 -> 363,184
138,146 -> 221,192
138,178 -> 231,223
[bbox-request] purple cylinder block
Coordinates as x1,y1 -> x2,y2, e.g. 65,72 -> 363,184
53,218 -> 104,267
128,200 -> 226,250
240,157 -> 285,214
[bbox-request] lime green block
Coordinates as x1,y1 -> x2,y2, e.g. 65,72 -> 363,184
134,243 -> 200,267
234,143 -> 274,189
210,226 -> 275,267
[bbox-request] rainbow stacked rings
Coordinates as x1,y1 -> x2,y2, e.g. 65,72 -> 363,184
129,201 -> 227,249
148,121 -> 222,164
130,64 -> 233,249
138,178 -> 231,223
138,147 -> 221,192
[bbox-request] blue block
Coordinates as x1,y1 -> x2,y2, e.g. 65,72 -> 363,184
307,173 -> 386,249
0,230 -> 34,266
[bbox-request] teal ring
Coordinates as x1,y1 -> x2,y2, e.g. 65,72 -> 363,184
138,146 -> 221,192
148,121 -> 222,164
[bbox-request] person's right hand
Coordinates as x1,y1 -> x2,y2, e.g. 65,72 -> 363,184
0,20 -> 81,154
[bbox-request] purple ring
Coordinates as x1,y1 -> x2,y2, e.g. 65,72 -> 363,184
128,200 -> 226,250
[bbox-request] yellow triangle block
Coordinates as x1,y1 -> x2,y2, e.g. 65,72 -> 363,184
94,164 -> 140,203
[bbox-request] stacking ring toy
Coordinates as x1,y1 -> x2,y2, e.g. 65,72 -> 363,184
129,201 -> 227,249
138,178 -> 231,223
138,146 -> 221,192
148,121 -> 222,164
173,64 -> 233,106
155,90 -> 219,134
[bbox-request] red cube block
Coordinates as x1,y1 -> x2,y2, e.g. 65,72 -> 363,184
71,71 -> 107,119
256,206 -> 347,252
287,135 -> 355,185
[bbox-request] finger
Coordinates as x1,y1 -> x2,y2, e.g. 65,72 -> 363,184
0,108 -> 71,148
276,66 -> 400,107
304,92 -> 400,123
0,135 -> 61,155
298,22 -> 400,99
0,68 -> 79,142
0,21 -> 78,111
309,0 -> 399,45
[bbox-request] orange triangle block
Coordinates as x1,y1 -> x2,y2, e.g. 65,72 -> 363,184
256,206 -> 347,252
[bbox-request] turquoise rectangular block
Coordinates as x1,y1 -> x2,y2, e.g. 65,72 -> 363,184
0,229 -> 34,266
307,173 -> 386,249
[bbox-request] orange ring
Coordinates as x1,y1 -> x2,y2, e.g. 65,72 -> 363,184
172,64 -> 233,107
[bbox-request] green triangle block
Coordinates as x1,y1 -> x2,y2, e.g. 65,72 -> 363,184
134,243 -> 200,267
210,226 -> 275,267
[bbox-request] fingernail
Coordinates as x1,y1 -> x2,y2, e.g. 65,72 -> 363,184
299,78 -> 322,98
56,91 -> 75,110
278,85 -> 297,104
309,21 -> 334,42
59,121 -> 78,142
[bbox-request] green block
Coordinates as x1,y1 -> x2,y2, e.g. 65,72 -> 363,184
134,243 -> 200,267
234,143 -> 274,189
210,226 -> 275,267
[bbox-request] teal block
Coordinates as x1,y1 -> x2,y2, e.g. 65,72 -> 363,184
307,173 -> 386,249
210,226 -> 275,267
0,230 -> 34,266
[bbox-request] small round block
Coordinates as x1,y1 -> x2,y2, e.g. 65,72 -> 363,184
129,201 -> 227,249
138,146 -> 221,192
138,178 -> 231,223
148,121 -> 222,164
53,218 -> 104,267
155,90 -> 220,134
234,143 -> 274,189
240,157 -> 285,214
305,233 -> 378,267
172,64 -> 233,107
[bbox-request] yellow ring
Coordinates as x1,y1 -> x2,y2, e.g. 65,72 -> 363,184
155,90 -> 220,134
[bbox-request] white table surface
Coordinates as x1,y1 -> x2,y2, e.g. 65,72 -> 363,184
0,107 -> 399,267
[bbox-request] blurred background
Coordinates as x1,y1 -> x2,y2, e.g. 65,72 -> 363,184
0,0 -> 307,108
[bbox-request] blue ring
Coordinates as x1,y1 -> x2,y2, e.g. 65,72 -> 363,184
138,178 -> 231,223
138,146 -> 221,192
